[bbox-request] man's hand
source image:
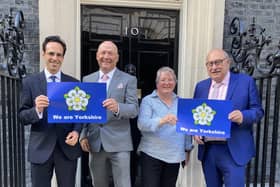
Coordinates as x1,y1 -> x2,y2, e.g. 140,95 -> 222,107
228,110 -> 243,125
35,95 -> 49,113
65,131 -> 79,146
103,98 -> 119,113
194,135 -> 204,144
80,138 -> 91,152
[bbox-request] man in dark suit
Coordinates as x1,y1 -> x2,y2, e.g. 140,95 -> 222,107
194,49 -> 264,187
80,41 -> 139,187
19,35 -> 82,187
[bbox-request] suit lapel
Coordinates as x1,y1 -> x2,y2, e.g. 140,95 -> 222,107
108,69 -> 120,97
203,79 -> 212,98
226,72 -> 238,100
93,72 -> 99,82
61,72 -> 66,82
39,71 -> 47,95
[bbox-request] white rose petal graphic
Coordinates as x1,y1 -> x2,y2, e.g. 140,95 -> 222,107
192,103 -> 216,126
64,86 -> 91,111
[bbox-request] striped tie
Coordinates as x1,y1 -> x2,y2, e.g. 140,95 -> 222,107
210,83 -> 222,99
205,82 -> 226,142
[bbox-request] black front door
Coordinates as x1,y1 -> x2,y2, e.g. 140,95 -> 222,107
81,5 -> 179,187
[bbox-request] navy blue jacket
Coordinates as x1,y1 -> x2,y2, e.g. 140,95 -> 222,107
19,71 -> 82,163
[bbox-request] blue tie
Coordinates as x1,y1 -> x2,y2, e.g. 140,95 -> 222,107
50,75 -> 56,82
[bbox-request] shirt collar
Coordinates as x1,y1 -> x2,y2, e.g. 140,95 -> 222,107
151,90 -> 178,100
211,71 -> 230,87
99,68 -> 116,80
44,68 -> 61,81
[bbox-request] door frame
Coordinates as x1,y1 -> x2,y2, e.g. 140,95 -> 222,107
81,5 -> 180,95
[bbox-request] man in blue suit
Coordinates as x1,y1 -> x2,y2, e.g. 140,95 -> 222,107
194,49 -> 264,187
19,35 -> 82,187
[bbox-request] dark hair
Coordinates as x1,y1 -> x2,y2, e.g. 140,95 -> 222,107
42,35 -> 67,56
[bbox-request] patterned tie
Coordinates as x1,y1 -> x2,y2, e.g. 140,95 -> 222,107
101,74 -> 109,91
101,74 -> 109,82
49,75 -> 56,82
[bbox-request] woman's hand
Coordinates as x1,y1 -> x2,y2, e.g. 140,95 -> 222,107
159,114 -> 177,126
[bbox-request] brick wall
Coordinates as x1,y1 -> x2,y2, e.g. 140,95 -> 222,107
223,0 -> 280,55
0,0 -> 40,74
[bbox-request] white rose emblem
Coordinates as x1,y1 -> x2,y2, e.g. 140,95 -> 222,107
64,86 -> 90,111
192,103 -> 216,126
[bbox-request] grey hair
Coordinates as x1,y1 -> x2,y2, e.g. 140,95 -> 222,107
155,66 -> 177,84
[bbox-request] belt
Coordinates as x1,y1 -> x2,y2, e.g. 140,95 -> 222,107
205,140 -> 227,145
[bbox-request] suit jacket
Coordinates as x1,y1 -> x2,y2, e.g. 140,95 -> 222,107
80,68 -> 139,152
19,71 -> 82,164
194,72 -> 264,166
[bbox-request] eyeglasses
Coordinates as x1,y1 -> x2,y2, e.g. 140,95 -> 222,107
206,58 -> 227,68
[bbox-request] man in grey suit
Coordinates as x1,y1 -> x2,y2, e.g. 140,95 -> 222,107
80,41 -> 139,187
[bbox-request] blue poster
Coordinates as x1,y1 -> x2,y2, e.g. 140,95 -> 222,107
47,82 -> 107,123
176,98 -> 233,138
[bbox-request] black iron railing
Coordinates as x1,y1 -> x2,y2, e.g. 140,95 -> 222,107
0,72 -> 25,187
230,17 -> 280,187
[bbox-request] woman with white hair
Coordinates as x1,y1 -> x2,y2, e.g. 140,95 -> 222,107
137,66 -> 193,187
